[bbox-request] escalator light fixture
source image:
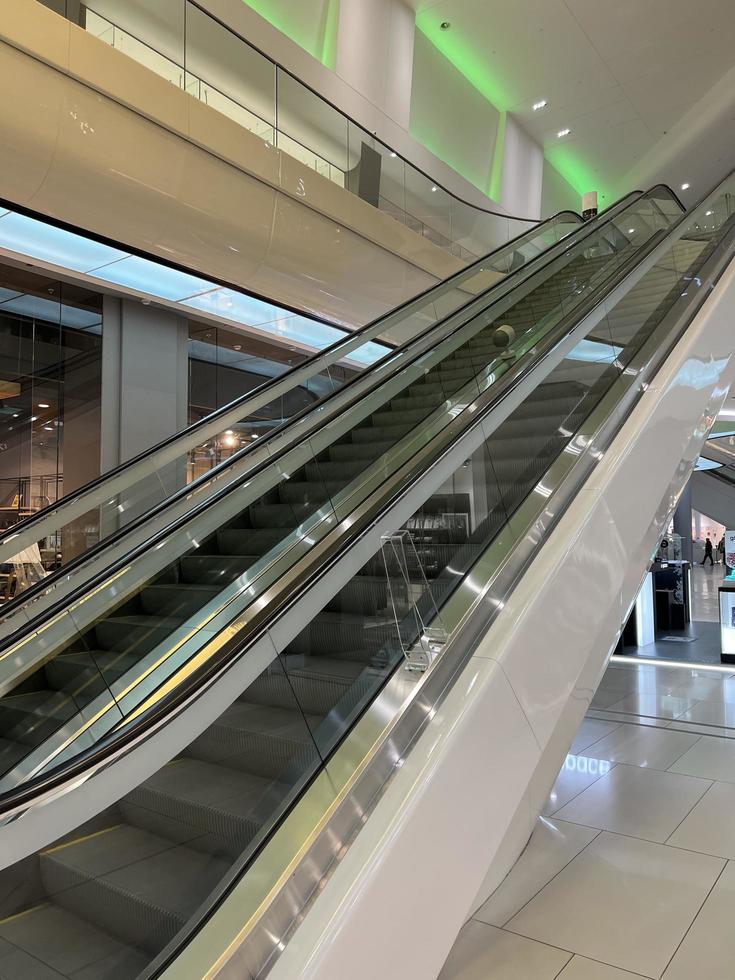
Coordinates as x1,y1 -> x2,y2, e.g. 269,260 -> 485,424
681,182 -> 690,190
532,100 -> 548,111
557,128 -> 571,138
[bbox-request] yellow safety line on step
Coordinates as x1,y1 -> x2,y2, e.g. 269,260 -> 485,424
0,902 -> 49,925
41,822 -> 123,856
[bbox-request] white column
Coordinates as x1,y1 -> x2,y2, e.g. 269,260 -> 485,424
100,296 -> 189,470
499,114 -> 543,219
335,0 -> 415,128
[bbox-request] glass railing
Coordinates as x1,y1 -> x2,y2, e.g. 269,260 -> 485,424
0,190 -> 673,623
0,203 -> 595,590
0,184 -> 683,787
0,178 -> 731,979
70,1 -> 541,261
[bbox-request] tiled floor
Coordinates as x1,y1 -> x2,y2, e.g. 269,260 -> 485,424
439,660 -> 735,979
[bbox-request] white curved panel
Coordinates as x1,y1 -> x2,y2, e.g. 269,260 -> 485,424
0,45 -> 64,207
0,3 -> 465,327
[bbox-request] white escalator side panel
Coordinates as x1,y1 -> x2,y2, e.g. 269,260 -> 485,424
265,264 -> 735,980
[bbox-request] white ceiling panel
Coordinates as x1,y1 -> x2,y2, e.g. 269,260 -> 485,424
415,0 -> 735,196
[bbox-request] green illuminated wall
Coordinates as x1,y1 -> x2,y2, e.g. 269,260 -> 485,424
410,30 -> 501,198
241,0 -> 588,212
240,0 -> 338,67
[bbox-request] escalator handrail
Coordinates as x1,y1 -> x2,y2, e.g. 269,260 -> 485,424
0,199 -> 642,565
0,184 -> 704,816
0,188 -> 677,632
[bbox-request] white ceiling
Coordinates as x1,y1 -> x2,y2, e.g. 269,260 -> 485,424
413,0 -> 735,203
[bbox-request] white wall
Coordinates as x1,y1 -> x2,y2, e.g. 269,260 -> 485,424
336,0 -> 415,129
500,114 -> 544,219
409,30 -> 500,201
541,159 -> 581,217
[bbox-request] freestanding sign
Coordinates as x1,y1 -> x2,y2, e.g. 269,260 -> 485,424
726,529 -> 735,572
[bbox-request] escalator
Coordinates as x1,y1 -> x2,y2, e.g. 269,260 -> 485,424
0,187 -> 675,643
0,177 -> 732,979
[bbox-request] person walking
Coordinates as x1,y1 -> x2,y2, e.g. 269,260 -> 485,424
701,534 -> 714,566
718,536 -> 726,564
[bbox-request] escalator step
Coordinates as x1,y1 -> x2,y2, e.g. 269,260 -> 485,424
120,757 -> 270,859
0,902 -> 148,979
41,823 -> 229,955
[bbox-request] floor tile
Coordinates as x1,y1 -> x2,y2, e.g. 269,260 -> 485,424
559,956 -> 647,979
667,781 -> 735,858
506,832 -> 724,978
474,817 -> 599,927
675,700 -> 735,727
583,726 -> 700,770
543,754 -> 614,816
606,694 -> 696,720
438,920 -> 571,980
591,688 -> 631,710
668,735 -> 735,782
554,764 -> 711,842
661,860 -> 735,979
570,719 -> 621,754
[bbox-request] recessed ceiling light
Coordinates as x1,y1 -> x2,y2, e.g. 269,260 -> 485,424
557,128 -> 571,138
38,402 -> 50,409
681,182 -> 690,190
440,21 -> 451,30
532,100 -> 548,111
390,152 -> 397,158
628,228 -> 635,234
431,185 -> 438,192
705,210 -> 713,216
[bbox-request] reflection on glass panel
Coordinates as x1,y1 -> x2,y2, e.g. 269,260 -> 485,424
184,0 -> 276,141
0,266 -> 103,594
276,67 -> 350,176
77,1 -> 537,261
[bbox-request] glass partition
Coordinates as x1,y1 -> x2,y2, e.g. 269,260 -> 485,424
73,0 -> 541,260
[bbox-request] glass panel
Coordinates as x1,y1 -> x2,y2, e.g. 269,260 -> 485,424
276,67 -> 350,181
184,1 -> 276,143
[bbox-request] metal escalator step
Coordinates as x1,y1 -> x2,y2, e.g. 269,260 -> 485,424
0,736 -> 30,773
139,583 -> 221,619
278,480 -> 344,505
0,902 -> 148,979
178,554 -> 253,585
93,615 -> 185,656
287,611 -> 392,658
185,701 -> 322,778
248,502 -> 316,529
246,656 -> 370,715
45,650 -> 140,691
215,528 -> 286,555
40,823 -> 228,955
369,408 -> 430,427
350,422 -> 414,444
120,757 -> 270,859
325,576 -> 388,614
0,690 -> 78,748
327,441 -> 393,463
